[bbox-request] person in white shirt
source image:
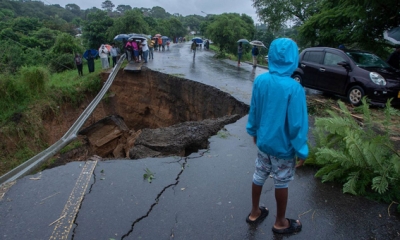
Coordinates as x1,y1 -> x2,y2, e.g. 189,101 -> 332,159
110,43 -> 119,67
99,44 -> 110,69
141,39 -> 149,63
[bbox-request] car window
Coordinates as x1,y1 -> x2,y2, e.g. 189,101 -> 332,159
323,53 -> 345,67
345,52 -> 391,68
303,51 -> 323,64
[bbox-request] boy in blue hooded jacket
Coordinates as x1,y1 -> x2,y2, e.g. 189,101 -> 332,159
246,38 -> 308,234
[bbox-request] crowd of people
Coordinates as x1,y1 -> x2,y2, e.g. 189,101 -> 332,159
74,35 -> 208,76
74,43 -> 121,76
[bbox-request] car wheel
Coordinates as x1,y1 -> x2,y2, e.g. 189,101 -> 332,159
292,74 -> 303,85
347,86 -> 364,106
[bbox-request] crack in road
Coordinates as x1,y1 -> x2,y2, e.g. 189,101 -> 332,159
119,148 -> 214,239
120,149 -> 210,239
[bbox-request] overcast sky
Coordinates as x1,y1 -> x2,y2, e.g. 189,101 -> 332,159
44,0 -> 260,23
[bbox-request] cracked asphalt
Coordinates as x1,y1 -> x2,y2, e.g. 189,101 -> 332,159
0,43 -> 399,240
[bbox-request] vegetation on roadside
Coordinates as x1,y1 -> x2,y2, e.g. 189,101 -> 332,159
0,62 -> 103,176
307,98 -> 400,212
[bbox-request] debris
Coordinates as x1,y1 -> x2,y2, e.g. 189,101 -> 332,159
298,209 -> 312,219
143,168 -> 155,183
388,201 -> 399,217
48,213 -> 66,226
40,192 -> 60,203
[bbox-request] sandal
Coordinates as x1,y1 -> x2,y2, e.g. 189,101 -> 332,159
246,207 -> 269,224
272,218 -> 302,234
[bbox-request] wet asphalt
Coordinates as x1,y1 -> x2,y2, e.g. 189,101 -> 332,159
0,43 -> 399,240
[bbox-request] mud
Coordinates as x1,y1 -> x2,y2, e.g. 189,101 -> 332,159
45,67 -> 249,166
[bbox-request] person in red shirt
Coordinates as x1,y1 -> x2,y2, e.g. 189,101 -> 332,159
158,38 -> 162,51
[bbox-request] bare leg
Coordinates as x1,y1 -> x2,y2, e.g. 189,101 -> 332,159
248,183 -> 263,221
274,188 -> 289,228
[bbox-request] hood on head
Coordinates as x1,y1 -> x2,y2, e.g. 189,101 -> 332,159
268,38 -> 299,76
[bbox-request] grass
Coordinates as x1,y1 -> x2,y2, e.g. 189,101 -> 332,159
59,139 -> 84,154
0,58 -> 104,176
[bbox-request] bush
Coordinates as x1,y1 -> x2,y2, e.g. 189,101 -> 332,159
19,66 -> 49,96
308,98 -> 400,210
0,73 -> 26,122
49,53 -> 75,73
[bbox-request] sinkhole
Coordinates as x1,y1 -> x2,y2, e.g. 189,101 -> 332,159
64,68 -> 250,162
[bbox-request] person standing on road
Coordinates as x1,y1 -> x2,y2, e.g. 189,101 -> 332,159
148,38 -> 155,59
191,40 -> 197,58
141,39 -> 149,63
99,44 -> 109,69
251,45 -> 259,67
132,40 -> 139,63
125,39 -> 133,62
245,38 -> 308,234
387,46 -> 400,70
74,53 -> 83,76
110,43 -> 118,67
158,37 -> 163,51
238,42 -> 243,66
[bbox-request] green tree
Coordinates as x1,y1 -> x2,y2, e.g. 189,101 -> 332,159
116,5 -> 132,14
167,17 -> 186,39
0,9 -> 14,21
50,33 -> 83,72
205,13 -> 255,54
51,33 -> 82,54
65,3 -> 82,17
107,9 -> 149,39
144,16 -> 159,34
11,17 -> 42,34
101,0 -> 115,13
32,27 -> 61,51
149,6 -> 170,19
299,0 -> 400,56
82,10 -> 113,49
252,0 -> 317,31
183,15 -> 203,31
0,39 -> 25,74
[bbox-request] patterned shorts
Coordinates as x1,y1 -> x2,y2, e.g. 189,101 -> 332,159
253,151 -> 296,189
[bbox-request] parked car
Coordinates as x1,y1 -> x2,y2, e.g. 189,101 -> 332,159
292,47 -> 400,106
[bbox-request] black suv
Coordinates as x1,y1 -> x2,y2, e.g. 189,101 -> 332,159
292,47 -> 400,106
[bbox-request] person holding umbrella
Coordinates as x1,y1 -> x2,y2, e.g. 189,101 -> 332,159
387,45 -> 400,70
158,37 -> 162,51
238,42 -> 243,66
252,45 -> 260,68
83,49 -> 96,73
149,38 -> 155,59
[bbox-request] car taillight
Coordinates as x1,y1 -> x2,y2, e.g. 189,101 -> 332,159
369,72 -> 386,86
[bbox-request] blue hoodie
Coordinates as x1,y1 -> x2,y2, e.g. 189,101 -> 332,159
246,38 -> 308,160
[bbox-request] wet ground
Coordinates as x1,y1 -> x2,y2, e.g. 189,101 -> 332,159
0,43 -> 399,240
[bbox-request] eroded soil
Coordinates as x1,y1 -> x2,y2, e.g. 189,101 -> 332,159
42,68 -> 249,168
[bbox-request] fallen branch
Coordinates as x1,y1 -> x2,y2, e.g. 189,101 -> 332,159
388,201 -> 399,217
40,192 -> 60,203
298,209 -> 312,219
